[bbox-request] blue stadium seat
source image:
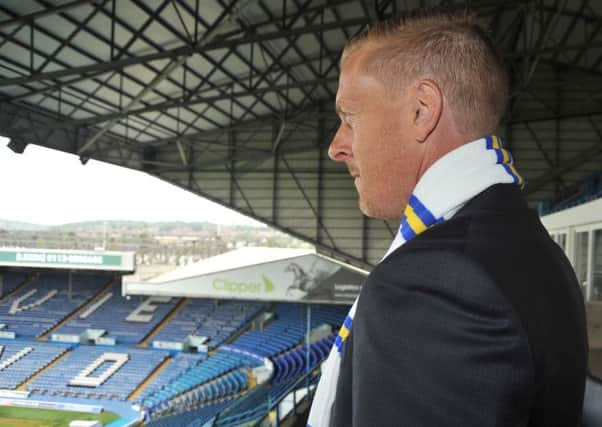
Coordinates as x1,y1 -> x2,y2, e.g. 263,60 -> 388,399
55,283 -> 179,344
0,272 -> 110,338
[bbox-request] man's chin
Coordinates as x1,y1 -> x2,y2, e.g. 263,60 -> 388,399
358,199 -> 401,221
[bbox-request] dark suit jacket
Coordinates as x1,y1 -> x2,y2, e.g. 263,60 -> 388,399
330,184 -> 588,426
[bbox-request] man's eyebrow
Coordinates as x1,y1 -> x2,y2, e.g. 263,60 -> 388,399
335,104 -> 353,118
335,104 -> 343,117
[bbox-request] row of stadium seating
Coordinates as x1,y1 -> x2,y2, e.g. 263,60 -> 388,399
0,271 -> 348,427
139,349 -> 260,413
229,303 -> 347,358
152,369 -> 248,416
133,304 -> 337,422
0,270 -> 267,347
135,352 -> 206,405
539,170 -> 602,215
143,400 -> 230,427
151,299 -> 265,349
55,283 -> 180,344
27,346 -> 167,400
271,334 -> 335,383
0,341 -> 70,389
0,272 -> 109,338
143,304 -> 345,425
211,373 -> 321,427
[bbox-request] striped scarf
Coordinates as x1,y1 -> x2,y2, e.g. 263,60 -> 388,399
307,135 -> 523,427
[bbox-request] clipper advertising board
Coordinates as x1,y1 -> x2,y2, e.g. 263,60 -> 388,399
125,247 -> 367,305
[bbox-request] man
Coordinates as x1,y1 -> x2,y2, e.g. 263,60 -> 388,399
307,11 -> 588,427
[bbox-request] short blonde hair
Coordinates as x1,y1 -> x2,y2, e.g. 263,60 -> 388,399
342,11 -> 509,137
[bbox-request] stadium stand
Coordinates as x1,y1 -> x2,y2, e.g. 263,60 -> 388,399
139,349 -> 259,415
141,303 -> 346,425
0,272 -> 110,338
135,352 -> 206,407
271,334 -> 335,384
0,341 -> 70,389
211,372 -> 321,426
151,299 -> 265,349
27,345 -> 167,400
0,264 -> 349,427
143,400 -> 230,427
539,171 -> 602,215
54,283 -> 180,344
228,303 -> 346,358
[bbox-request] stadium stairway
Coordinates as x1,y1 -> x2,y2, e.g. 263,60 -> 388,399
128,355 -> 173,402
16,345 -> 71,391
151,300 -> 267,351
138,298 -> 189,348
37,275 -> 117,341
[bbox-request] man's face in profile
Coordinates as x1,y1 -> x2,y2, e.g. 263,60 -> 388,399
329,46 -> 425,220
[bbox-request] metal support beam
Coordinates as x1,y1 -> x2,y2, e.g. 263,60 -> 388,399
229,129 -> 236,207
68,76 -> 337,127
34,0 -> 109,74
0,17 -> 366,88
272,123 -> 280,223
0,0 -> 98,29
281,156 -> 337,249
316,102 -> 325,244
77,57 -> 186,155
525,135 -> 602,195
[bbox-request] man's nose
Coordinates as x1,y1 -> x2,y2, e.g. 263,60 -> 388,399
328,126 -> 351,162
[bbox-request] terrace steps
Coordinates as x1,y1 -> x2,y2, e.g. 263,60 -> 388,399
16,347 -> 70,391
37,276 -> 117,341
128,355 -> 173,401
138,298 -> 189,348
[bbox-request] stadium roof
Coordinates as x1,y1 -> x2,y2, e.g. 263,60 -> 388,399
148,246 -> 314,283
126,246 -> 366,303
1,0 -> 602,268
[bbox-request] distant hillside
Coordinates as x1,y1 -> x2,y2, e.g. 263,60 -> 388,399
0,219 -> 48,231
0,218 -> 308,259
50,220 -> 213,233
0,219 -> 264,234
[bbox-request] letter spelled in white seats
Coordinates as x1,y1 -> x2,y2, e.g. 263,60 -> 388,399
69,352 -> 129,387
126,296 -> 172,323
9,289 -> 58,314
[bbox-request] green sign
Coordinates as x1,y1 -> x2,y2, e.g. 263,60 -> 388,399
0,250 -> 122,267
212,275 -> 275,294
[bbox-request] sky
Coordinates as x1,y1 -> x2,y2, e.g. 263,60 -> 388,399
0,136 -> 263,226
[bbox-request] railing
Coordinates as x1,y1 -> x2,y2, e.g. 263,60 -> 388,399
204,370 -> 320,427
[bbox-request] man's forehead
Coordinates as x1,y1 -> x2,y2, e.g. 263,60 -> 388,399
336,55 -> 385,110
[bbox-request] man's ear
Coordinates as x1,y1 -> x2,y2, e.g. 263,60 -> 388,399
413,79 -> 443,143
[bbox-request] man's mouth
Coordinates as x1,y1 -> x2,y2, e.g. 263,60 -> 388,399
347,165 -> 359,183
